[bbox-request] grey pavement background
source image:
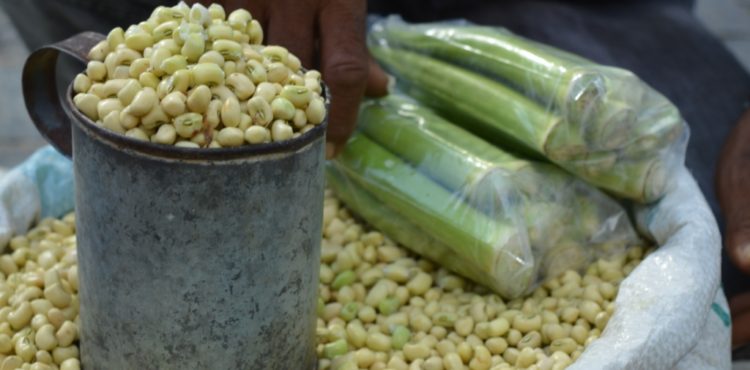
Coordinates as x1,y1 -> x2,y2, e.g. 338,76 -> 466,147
0,7 -> 46,167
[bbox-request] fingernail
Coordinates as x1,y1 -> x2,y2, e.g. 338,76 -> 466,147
326,142 -> 336,159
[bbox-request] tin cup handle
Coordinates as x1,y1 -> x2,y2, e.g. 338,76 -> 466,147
22,32 -> 105,157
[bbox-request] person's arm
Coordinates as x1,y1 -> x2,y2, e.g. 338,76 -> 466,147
717,107 -> 750,348
200,0 -> 387,156
717,107 -> 750,272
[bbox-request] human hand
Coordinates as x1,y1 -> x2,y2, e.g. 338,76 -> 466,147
210,0 -> 389,157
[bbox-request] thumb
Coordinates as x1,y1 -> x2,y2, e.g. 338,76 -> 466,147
364,56 -> 391,98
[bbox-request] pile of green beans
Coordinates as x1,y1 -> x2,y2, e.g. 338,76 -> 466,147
0,189 -> 645,369
73,2 -> 327,148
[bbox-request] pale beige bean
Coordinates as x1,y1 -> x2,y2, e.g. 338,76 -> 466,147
305,78 -> 322,94
192,63 -> 225,86
44,283 -> 71,309
15,336 -> 36,362
129,58 -> 150,78
254,82 -> 277,102
280,85 -> 312,108
88,41 -> 109,61
366,332 -> 391,352
221,97 -> 242,127
246,60 -> 267,84
181,33 -> 205,63
443,353 -> 464,370
128,87 -> 157,117
262,46 -> 289,64
55,321 -> 77,347
286,54 -> 302,73
187,85 -> 212,113
140,104 -> 169,130
579,301 -> 601,324
223,61 -> 237,76
8,301 -> 33,330
34,324 -> 58,351
31,313 -> 49,331
149,47 -> 171,76
216,127 -> 244,147
139,72 -> 159,89
52,346 -> 79,365
513,313 -> 542,334
97,99 -> 123,121
174,112 -> 203,138
160,55 -> 187,75
86,61 -> 107,83
161,92 -> 187,117
125,127 -> 150,141
306,97 -> 326,124
226,73 -> 255,100
549,338 -> 577,354
212,39 -> 242,61
119,110 -> 140,130
506,329 -> 522,346
117,79 -> 142,106
107,27 -> 125,50
247,97 -> 273,126
152,124 -> 177,145
208,23 -> 233,41
73,93 -> 100,121
154,38 -> 180,54
36,350 -> 54,365
198,50 -> 225,66
267,62 -> 289,83
517,331 -> 542,350
1,355 -> 23,370
73,74 -> 91,94
247,19 -> 263,44
102,111 -> 125,133
244,126 -> 270,144
205,99 -> 223,128
514,347 -> 536,368
239,113 -> 252,131
271,97 -> 296,121
291,109 -> 308,129
59,358 -> 81,370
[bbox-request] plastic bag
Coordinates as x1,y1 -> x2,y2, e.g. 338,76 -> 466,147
328,95 -> 643,298
0,147 -> 73,250
570,167 -> 729,369
368,16 -> 689,203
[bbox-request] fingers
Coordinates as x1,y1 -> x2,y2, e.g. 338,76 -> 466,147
318,0 -> 369,156
266,0 -> 316,68
717,109 -> 750,273
365,57 -> 390,98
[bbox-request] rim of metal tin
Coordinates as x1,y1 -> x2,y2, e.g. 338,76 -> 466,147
63,82 -> 329,161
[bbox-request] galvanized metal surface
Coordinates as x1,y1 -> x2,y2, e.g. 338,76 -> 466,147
23,32 -> 326,370
73,122 -> 324,369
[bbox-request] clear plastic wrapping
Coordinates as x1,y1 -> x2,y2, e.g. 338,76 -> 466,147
328,95 -> 642,298
368,16 -> 689,203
